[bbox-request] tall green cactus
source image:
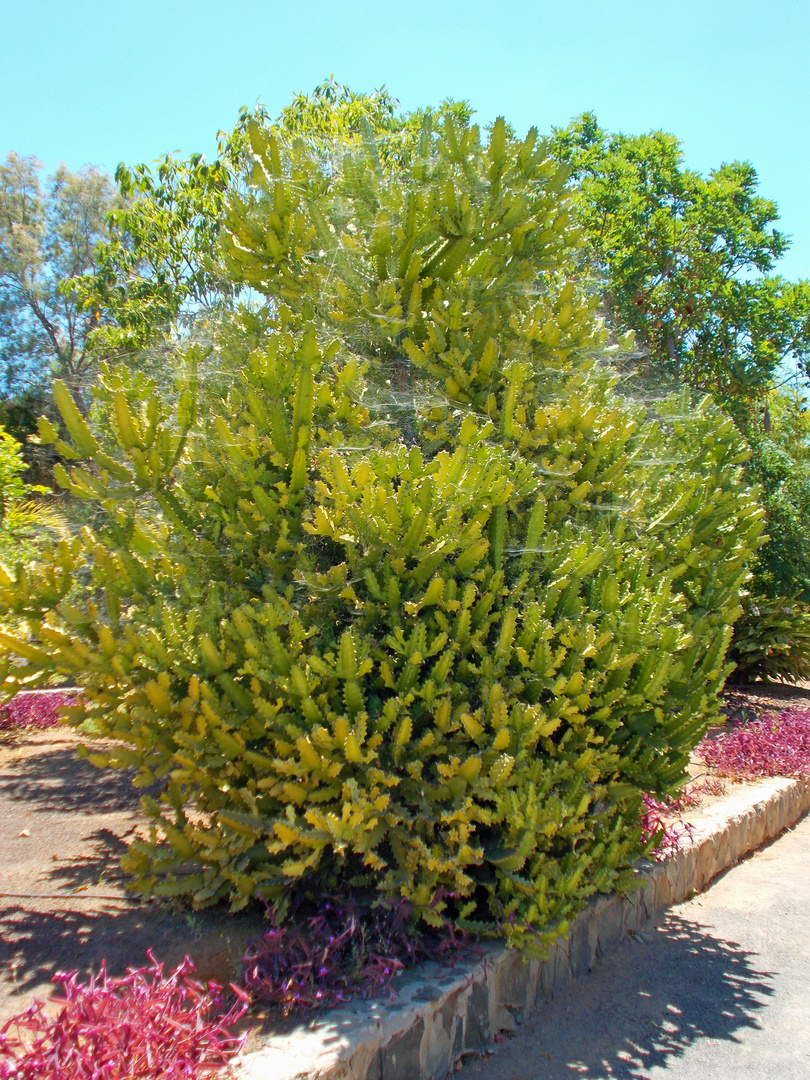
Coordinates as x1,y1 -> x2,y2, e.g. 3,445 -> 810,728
0,114 -> 762,948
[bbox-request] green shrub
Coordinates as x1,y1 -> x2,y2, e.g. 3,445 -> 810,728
0,425 -> 66,568
0,386 -> 62,488
727,402 -> 810,684
0,116 -> 762,948
744,433 -> 810,603
729,594 -> 810,683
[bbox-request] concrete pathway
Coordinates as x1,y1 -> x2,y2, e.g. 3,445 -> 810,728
463,814 -> 810,1080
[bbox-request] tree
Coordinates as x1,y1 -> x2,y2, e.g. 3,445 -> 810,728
276,74 -> 474,162
728,388 -> 810,680
276,74 -> 402,142
744,390 -> 810,603
550,115 -> 810,413
83,149 -> 236,356
0,385 -> 61,486
766,385 -> 810,464
0,153 -> 120,405
552,115 -> 810,681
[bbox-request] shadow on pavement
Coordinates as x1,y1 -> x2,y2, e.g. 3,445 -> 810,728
0,744 -> 141,814
0,898 -> 265,1019
0,902 -> 181,1001
470,914 -> 774,1079
44,827 -> 133,892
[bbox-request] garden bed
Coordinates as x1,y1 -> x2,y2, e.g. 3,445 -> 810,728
720,679 -> 810,722
2,681 -> 810,1077
237,771 -> 810,1080
0,727 -> 266,1029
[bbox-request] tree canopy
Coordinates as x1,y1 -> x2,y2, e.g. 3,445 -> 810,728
6,94 -> 810,423
550,114 -> 810,413
0,153 -> 120,405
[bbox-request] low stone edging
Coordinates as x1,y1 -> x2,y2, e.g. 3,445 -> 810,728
240,775 -> 810,1080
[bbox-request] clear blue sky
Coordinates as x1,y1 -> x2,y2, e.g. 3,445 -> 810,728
3,0 -> 808,279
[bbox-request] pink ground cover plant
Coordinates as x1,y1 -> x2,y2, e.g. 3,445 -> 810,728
698,708 -> 810,780
241,894 -> 476,1016
640,793 -> 695,859
0,690 -> 80,735
0,954 -> 248,1080
640,779 -> 726,860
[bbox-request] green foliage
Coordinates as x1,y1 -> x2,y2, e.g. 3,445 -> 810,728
765,387 -> 810,464
279,76 -> 400,137
0,153 -> 120,402
729,595 -> 810,683
277,76 -> 474,166
744,430 -> 810,602
0,427 -> 32,509
81,151 -> 236,356
731,398 -> 810,680
80,81 -> 473,356
550,115 -> 810,681
0,426 -> 66,566
0,386 -> 63,487
0,115 -> 762,949
550,114 -> 810,407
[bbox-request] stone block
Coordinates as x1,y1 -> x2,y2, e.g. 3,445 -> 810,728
551,935 -> 572,996
663,853 -> 680,893
420,1002 -> 454,1080
464,981 -> 492,1050
621,893 -> 639,935
451,1002 -> 467,1063
685,844 -> 700,894
487,957 -> 519,1035
523,957 -> 542,1012
367,1018 -> 425,1080
538,942 -> 558,1001
730,816 -> 747,855
494,949 -> 530,1011
709,827 -> 729,876
652,866 -> 670,915
672,848 -> 690,903
764,799 -> 779,838
636,875 -> 657,923
568,912 -> 597,978
749,807 -> 767,850
595,895 -> 625,957
693,838 -> 715,892
740,813 -> 755,854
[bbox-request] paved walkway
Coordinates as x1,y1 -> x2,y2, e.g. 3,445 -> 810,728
464,813 -> 810,1080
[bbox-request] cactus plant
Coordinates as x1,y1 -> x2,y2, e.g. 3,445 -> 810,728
0,114 -> 762,949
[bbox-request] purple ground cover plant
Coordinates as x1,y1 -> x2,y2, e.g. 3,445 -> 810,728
640,778 -> 727,859
639,777 -> 730,859
241,894 -> 475,1016
0,690 -> 80,735
640,793 -> 695,859
0,953 -> 248,1080
698,708 -> 810,780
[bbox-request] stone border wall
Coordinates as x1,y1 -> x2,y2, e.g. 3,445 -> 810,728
240,775 -> 810,1080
